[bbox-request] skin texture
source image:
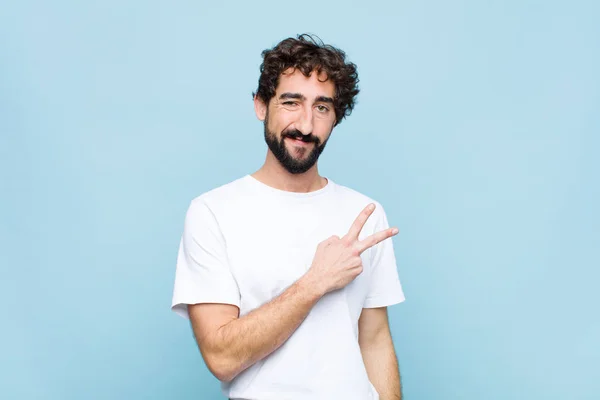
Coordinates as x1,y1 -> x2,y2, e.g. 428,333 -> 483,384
187,69 -> 402,397
359,307 -> 402,400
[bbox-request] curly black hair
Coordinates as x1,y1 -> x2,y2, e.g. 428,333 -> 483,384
253,34 -> 360,126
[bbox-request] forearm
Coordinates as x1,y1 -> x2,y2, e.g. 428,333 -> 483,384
361,332 -> 402,400
207,276 -> 322,381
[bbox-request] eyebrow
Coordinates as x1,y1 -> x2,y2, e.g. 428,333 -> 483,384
279,92 -> 334,104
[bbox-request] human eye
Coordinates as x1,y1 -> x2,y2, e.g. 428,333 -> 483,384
282,101 -> 298,107
315,104 -> 330,113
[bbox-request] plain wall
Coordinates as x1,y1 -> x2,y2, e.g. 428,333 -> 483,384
1,1 -> 598,399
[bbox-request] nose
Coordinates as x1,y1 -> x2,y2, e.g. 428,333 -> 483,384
296,106 -> 314,136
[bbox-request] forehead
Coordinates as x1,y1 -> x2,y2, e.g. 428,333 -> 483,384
275,68 -> 335,98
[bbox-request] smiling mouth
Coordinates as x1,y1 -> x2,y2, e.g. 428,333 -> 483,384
285,136 -> 311,144
286,135 -> 315,143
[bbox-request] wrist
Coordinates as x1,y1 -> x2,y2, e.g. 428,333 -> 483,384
297,272 -> 326,302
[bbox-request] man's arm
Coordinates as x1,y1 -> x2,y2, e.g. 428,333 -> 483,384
358,307 -> 402,400
189,275 -> 322,382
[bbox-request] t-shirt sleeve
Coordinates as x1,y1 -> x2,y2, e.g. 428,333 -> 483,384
171,199 -> 241,319
363,204 -> 406,308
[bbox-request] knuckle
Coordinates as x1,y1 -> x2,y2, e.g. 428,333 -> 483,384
352,264 -> 363,276
322,235 -> 337,246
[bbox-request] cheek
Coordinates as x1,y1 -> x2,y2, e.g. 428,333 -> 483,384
268,111 -> 295,133
313,121 -> 334,141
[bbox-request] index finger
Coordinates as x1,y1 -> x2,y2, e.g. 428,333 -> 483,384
344,203 -> 376,241
356,226 -> 399,254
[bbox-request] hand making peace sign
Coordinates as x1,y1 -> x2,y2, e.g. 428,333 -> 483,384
305,203 -> 399,295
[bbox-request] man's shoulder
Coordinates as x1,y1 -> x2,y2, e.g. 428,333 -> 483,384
331,179 -> 384,209
188,175 -> 250,210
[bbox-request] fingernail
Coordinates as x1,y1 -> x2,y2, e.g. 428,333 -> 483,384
368,203 -> 375,211
391,228 -> 398,234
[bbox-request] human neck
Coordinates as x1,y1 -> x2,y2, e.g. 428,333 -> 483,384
251,152 -> 327,193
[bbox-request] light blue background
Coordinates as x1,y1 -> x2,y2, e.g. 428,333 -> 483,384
1,1 -> 598,399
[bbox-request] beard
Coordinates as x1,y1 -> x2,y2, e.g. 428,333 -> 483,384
263,117 -> 329,175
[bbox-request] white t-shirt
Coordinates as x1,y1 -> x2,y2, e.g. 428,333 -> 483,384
171,174 -> 405,400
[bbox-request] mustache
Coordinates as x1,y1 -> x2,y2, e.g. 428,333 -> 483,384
282,129 -> 319,144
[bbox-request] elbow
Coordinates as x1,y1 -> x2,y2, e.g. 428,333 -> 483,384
212,367 -> 237,383
205,353 -> 241,383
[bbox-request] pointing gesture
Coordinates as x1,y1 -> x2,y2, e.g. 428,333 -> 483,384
304,204 -> 399,296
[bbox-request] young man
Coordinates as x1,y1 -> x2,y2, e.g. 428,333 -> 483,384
171,34 -> 405,400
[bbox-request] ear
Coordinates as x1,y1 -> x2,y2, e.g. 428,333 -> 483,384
254,95 -> 267,121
